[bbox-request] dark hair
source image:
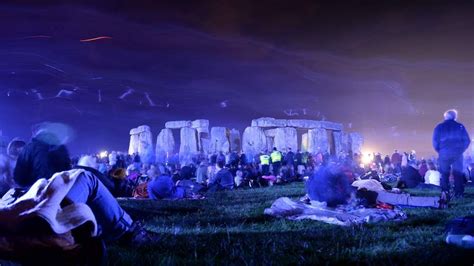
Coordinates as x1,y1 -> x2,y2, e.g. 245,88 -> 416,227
217,160 -> 225,169
14,141 -> 71,187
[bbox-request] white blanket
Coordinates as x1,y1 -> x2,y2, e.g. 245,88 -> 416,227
0,169 -> 97,237
264,197 -> 406,226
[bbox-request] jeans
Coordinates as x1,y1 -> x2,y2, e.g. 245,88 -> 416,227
66,171 -> 133,241
438,155 -> 465,196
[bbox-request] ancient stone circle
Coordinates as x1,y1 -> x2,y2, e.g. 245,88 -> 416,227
128,117 -> 363,164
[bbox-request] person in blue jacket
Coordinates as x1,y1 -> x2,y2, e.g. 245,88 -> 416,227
433,109 -> 471,198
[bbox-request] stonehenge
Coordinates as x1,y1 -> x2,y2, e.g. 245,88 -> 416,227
128,117 -> 364,164
129,125 -> 154,164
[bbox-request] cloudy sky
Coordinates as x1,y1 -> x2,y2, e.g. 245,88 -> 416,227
0,0 -> 473,156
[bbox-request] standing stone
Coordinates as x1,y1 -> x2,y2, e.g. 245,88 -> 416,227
242,127 -> 267,162
155,128 -> 175,163
210,127 -> 230,153
301,133 -> 308,152
333,131 -> 343,156
229,129 -> 241,152
165,120 -> 192,129
179,127 -> 198,165
201,138 -> 210,154
341,132 -> 351,155
308,128 -> 329,154
266,137 -> 274,152
349,132 -> 364,155
134,125 -> 154,164
192,119 -> 210,152
128,133 -> 139,155
274,127 -> 298,153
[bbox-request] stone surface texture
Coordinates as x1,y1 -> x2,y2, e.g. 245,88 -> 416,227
274,127 -> 298,152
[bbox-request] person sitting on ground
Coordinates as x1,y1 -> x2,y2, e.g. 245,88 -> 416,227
280,161 -> 292,182
147,168 -> 185,200
418,160 -> 429,178
397,161 -> 424,188
424,161 -> 441,186
208,161 -> 234,191
234,170 -> 244,188
11,127 -> 150,245
306,161 -> 353,207
196,161 -> 208,184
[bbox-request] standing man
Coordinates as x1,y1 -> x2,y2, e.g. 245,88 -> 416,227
284,148 -> 295,178
433,109 -> 471,199
259,151 -> 270,176
270,147 -> 282,176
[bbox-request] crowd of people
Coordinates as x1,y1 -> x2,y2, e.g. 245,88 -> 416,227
0,109 -> 471,249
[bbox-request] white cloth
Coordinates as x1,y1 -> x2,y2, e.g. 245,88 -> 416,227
424,170 -> 441,186
264,197 -> 406,226
0,169 -> 97,237
352,179 -> 385,192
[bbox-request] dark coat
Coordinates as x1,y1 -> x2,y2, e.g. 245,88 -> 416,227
209,168 -> 234,190
284,151 -> 295,165
399,165 -> 424,188
14,138 -> 71,188
433,120 -> 470,158
306,165 -> 352,207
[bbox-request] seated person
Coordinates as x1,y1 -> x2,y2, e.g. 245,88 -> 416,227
234,170 -> 245,188
208,161 -> 234,191
147,171 -> 185,200
397,163 -> 424,188
12,126 -> 146,245
424,162 -> 441,186
306,162 -> 352,207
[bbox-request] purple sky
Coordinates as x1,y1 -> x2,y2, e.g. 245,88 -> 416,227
0,1 -> 473,157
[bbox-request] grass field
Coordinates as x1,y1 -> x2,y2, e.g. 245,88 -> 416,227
111,183 -> 474,265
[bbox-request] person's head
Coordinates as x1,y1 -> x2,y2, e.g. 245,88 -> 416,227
428,162 -> 437,171
7,138 -> 26,158
16,135 -> 72,186
147,166 -> 160,179
444,109 -> 458,121
77,155 -> 98,169
217,160 -> 225,169
273,147 -> 277,151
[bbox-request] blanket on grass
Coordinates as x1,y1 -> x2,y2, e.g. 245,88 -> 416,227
264,197 -> 406,226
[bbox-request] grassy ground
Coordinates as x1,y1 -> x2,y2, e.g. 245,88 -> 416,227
110,183 -> 474,265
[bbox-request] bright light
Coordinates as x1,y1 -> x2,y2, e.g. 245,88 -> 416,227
99,151 -> 108,159
361,152 -> 373,165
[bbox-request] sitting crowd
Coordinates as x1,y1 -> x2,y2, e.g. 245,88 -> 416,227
0,123 -> 472,253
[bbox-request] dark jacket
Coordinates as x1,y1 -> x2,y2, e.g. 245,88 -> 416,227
433,120 -> 470,158
285,151 -> 295,166
14,138 -> 71,188
398,165 -> 424,188
209,168 -> 234,190
306,165 -> 352,207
